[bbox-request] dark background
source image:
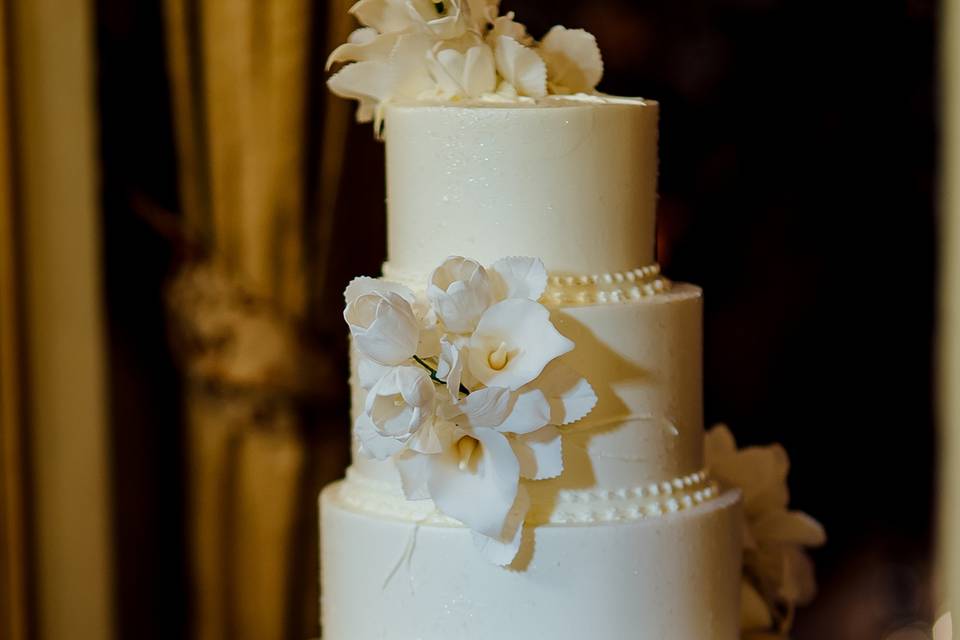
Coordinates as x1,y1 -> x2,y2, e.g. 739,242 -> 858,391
96,0 -> 938,638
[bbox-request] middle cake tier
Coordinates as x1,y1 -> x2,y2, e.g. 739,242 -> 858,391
351,283 -> 705,510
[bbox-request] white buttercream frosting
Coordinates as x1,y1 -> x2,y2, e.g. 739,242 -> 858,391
384,98 -> 660,277
321,484 -> 743,640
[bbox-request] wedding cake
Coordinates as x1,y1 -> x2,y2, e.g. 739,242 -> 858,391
323,3 -> 824,639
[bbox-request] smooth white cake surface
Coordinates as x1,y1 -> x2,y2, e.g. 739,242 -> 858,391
383,98 -> 659,281
321,482 -> 742,640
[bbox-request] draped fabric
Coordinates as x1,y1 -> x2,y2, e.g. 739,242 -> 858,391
161,1 -> 353,637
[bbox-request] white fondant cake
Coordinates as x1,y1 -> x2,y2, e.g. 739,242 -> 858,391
320,98 -> 743,639
311,2 -> 827,637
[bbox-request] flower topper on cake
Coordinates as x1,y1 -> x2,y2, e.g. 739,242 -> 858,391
344,256 -> 597,565
705,425 -> 827,640
326,0 -> 604,131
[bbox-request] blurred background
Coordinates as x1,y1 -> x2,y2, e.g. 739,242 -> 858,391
0,0 -> 953,639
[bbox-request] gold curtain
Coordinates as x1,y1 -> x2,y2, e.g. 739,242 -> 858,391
943,0 -> 960,622
162,0 -> 353,638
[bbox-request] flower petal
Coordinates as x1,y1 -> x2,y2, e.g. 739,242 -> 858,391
468,299 -> 574,390
490,256 -> 548,301
531,360 -> 597,425
740,579 -> 774,632
395,449 -> 433,499
357,358 -> 393,390
326,28 -> 399,70
493,36 -> 546,98
470,487 -> 529,565
428,257 -> 493,333
442,386 -> 512,428
346,291 -> 420,365
427,428 -> 519,538
511,425 -> 563,480
436,339 -> 466,403
539,26 -> 603,94
355,413 -> 405,460
752,510 -> 826,548
350,0 -> 413,32
497,388 -> 551,434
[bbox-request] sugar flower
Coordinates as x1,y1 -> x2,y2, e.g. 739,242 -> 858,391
343,255 -> 597,565
327,0 -> 605,128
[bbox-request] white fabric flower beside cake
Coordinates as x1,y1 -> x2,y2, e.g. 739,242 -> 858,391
344,255 -> 597,564
706,424 -> 827,639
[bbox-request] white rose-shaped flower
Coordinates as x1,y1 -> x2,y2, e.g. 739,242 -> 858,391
706,424 -> 826,637
468,298 -> 573,390
344,280 -> 421,366
356,366 -> 436,460
428,256 -> 494,333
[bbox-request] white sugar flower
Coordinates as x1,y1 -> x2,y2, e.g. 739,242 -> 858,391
344,277 -> 421,365
428,256 -> 495,332
468,298 -> 573,390
355,365 -> 436,460
349,0 -> 468,39
706,424 -> 826,637
538,26 -> 604,95
493,36 -> 547,98
489,255 -> 548,301
486,11 -> 532,46
426,40 -> 498,100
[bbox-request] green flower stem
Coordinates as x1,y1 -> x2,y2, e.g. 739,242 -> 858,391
413,355 -> 471,396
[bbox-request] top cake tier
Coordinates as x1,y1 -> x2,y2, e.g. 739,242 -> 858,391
383,97 -> 659,281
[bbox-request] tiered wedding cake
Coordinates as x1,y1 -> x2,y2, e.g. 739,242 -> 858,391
323,2 -> 823,639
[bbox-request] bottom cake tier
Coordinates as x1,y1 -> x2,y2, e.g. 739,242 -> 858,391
320,481 -> 742,640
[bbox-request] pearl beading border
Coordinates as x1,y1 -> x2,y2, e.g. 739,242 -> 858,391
337,468 -> 719,526
381,262 -> 672,307
543,264 -> 671,306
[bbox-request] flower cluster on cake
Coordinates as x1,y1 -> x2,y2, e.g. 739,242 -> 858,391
345,256 -> 597,564
327,0 -> 605,128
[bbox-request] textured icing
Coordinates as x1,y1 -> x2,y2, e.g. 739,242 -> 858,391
321,484 -> 742,640
339,467 -> 719,525
384,99 -> 659,277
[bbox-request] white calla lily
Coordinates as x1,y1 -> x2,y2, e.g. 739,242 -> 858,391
493,35 -> 547,98
427,426 -> 520,537
539,26 -> 604,95
428,256 -> 494,333
468,298 -> 573,390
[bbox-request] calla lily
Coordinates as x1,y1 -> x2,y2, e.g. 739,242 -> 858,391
427,256 -> 494,333
539,26 -> 604,95
468,298 -> 573,390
